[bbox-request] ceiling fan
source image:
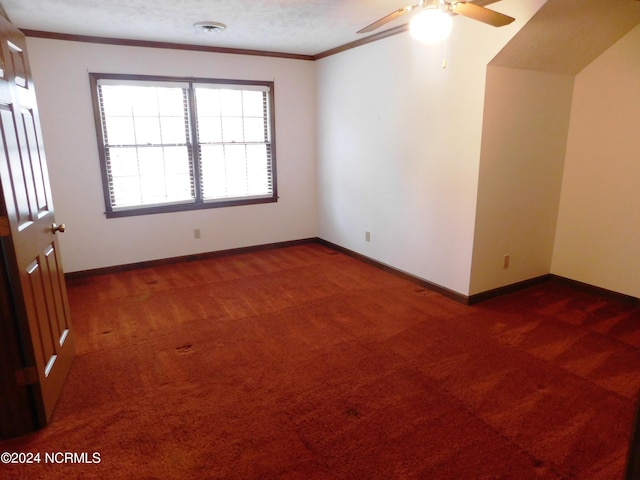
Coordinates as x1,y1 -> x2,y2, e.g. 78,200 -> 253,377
357,0 -> 515,34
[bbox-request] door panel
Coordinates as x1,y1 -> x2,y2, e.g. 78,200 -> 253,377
7,39 -> 27,88
0,105 -> 31,225
26,257 -> 57,370
0,15 -> 74,432
21,108 -> 50,213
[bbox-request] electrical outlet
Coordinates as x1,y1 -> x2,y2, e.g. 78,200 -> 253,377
193,228 -> 201,239
365,231 -> 371,242
503,254 -> 510,269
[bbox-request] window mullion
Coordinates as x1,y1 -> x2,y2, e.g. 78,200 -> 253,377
186,83 -> 203,204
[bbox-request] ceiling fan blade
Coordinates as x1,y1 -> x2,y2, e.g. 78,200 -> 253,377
449,2 -> 515,27
470,0 -> 502,6
357,5 -> 415,34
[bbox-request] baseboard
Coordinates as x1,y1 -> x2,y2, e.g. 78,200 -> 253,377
66,237 -> 469,304
65,237 -> 639,306
314,238 -> 471,305
549,275 -> 639,304
314,240 -> 639,305
64,238 -> 318,279
467,275 -> 552,305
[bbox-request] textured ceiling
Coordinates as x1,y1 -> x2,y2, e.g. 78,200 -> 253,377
490,0 -> 640,74
1,0 -> 638,63
0,0 -> 518,56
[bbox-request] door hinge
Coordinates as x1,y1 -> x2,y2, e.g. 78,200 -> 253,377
15,367 -> 39,386
0,216 -> 9,237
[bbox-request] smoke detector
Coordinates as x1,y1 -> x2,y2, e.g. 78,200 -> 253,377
193,21 -> 227,33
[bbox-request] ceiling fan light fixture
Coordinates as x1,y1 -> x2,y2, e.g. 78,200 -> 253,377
409,8 -> 452,44
193,21 -> 227,33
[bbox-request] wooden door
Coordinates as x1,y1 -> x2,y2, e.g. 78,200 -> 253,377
0,16 -> 74,437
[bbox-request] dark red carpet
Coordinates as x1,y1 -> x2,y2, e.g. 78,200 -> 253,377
1,243 -> 639,479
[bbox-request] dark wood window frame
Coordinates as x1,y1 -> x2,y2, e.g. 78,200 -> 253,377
89,73 -> 278,218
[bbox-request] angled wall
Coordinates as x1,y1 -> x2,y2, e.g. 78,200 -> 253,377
470,0 -> 640,297
552,25 -> 640,298
469,67 -> 573,295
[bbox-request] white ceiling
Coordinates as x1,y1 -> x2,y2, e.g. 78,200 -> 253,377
0,0 -> 518,56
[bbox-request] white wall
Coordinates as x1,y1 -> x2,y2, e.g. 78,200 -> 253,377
316,0 -> 545,295
552,25 -> 640,298
469,66 -> 574,295
26,38 -> 318,272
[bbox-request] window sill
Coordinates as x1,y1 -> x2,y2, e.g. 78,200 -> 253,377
105,196 -> 278,218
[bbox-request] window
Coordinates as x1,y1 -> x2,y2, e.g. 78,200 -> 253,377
89,73 -> 277,217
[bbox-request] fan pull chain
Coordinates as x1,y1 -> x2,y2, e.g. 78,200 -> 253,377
442,38 -> 447,68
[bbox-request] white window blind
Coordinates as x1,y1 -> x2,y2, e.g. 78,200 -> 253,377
194,85 -> 273,202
